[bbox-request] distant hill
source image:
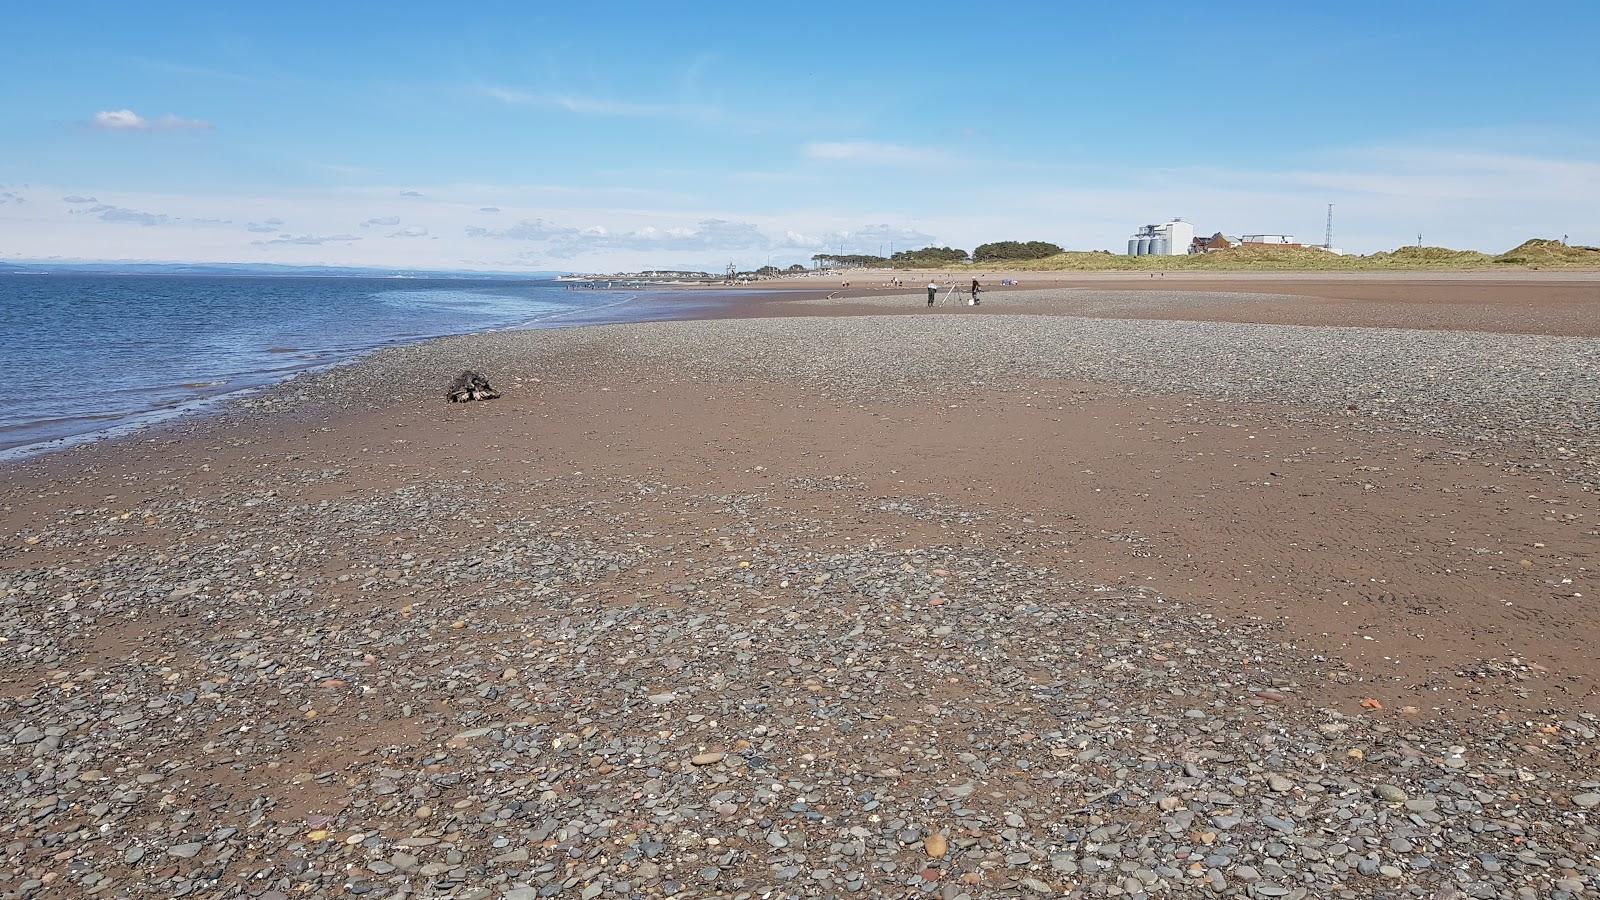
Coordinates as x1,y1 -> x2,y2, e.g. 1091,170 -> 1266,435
1492,238 -> 1600,267
946,239 -> 1600,272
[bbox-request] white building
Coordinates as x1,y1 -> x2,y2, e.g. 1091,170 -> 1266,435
1240,234 -> 1296,245
1126,219 -> 1195,256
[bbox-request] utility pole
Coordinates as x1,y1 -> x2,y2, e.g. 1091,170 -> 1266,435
1417,233 -> 1423,247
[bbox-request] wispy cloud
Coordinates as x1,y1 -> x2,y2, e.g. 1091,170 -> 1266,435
464,215 -> 935,261
481,85 -> 536,106
315,163 -> 377,177
1285,146 -> 1600,201
398,190 -> 423,198
477,84 -> 721,124
803,140 -> 950,167
90,109 -> 212,131
388,226 -> 430,239
252,233 -> 362,245
361,216 -> 401,227
812,224 -> 937,254
0,190 -> 25,206
245,218 -> 284,233
464,218 -> 575,241
479,206 -> 501,213
62,195 -> 98,204
129,56 -> 270,87
72,203 -> 174,226
467,217 -> 772,259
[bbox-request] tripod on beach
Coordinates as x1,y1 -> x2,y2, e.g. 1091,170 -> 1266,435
938,284 -> 971,306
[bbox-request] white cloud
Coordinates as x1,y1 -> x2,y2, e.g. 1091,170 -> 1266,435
91,109 -> 211,131
398,190 -> 423,198
245,218 -> 284,233
803,140 -> 950,167
361,215 -> 401,227
387,226 -> 429,238
93,109 -> 146,129
479,206 -> 500,213
62,195 -> 98,204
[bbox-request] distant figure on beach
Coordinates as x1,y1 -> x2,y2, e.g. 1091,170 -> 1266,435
927,280 -> 938,306
970,278 -> 981,306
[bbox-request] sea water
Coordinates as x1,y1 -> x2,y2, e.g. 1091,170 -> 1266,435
0,274 -> 683,457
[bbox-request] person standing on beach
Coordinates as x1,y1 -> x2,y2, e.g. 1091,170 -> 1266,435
927,280 -> 938,306
970,278 -> 981,306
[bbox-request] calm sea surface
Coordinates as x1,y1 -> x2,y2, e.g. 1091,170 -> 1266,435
0,274 -> 702,458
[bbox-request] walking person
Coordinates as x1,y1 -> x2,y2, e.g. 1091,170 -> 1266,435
927,279 -> 938,306
970,277 -> 981,306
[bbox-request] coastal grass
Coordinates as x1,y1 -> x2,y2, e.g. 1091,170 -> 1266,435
912,239 -> 1600,272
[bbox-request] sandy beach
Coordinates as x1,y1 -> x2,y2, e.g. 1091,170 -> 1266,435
2,274 -> 1598,898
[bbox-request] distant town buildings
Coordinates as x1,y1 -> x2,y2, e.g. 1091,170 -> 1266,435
1192,232 -> 1238,253
1130,222 -> 1337,256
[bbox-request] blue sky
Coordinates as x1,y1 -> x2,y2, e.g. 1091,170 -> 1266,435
1,1 -> 1596,270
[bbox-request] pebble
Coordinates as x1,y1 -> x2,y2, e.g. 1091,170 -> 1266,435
1374,784 -> 1409,802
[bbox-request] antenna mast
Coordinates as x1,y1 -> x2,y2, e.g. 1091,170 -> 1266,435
1324,203 -> 1333,250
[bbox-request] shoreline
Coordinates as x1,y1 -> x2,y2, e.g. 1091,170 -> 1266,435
9,270 -> 1600,465
0,287 -> 759,463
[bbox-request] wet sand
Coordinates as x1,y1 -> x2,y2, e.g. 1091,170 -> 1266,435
716,271 -> 1600,337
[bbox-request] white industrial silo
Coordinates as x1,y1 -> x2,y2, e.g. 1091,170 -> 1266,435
1151,237 -> 1169,256
1136,236 -> 1151,255
1160,219 -> 1195,256
1128,238 -> 1140,256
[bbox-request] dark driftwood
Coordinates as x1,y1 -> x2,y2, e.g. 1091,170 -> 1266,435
446,370 -> 501,403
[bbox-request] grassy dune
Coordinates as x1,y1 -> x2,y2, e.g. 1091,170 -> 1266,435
957,239 -> 1600,272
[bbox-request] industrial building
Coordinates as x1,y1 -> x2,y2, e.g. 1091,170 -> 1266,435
1126,219 -> 1195,256
1240,234 -> 1297,246
1193,232 -> 1239,253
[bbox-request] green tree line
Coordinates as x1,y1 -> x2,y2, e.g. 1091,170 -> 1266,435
973,240 -> 1062,262
814,241 -> 1064,269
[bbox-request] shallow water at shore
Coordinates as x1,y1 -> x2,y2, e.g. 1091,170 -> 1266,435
0,274 -> 728,458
